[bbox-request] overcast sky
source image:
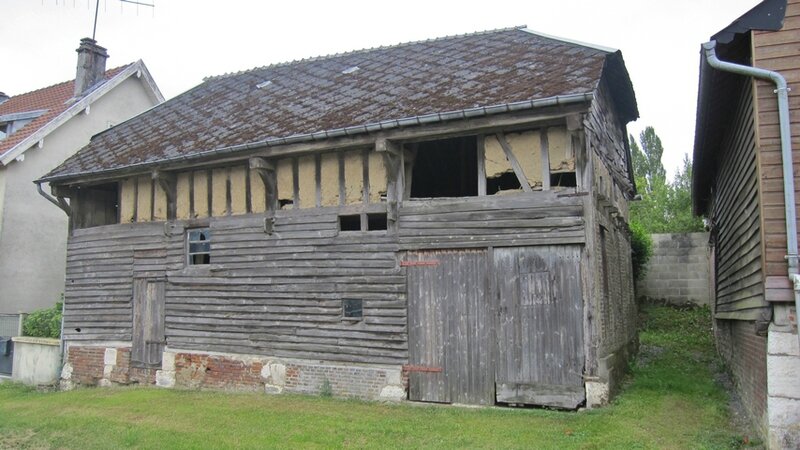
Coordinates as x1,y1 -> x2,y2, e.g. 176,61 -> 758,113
1,0 -> 761,179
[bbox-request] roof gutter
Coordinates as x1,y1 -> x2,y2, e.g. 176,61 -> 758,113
703,40 -> 799,345
37,92 -> 593,184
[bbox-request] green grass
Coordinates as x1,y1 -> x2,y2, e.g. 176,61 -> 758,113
0,305 -> 745,449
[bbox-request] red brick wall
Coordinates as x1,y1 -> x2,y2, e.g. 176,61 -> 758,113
66,346 -> 156,386
174,353 -> 264,391
66,346 -> 104,385
715,319 -> 768,436
173,352 -> 402,399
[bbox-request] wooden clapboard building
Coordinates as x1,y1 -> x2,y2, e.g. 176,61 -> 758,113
40,27 -> 639,408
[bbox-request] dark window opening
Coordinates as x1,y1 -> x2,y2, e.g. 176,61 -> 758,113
343,299 -> 363,320
339,214 -> 361,231
72,182 -> 119,229
550,172 -> 577,187
187,228 -> 211,265
367,213 -> 387,231
487,171 -> 522,195
410,136 -> 477,198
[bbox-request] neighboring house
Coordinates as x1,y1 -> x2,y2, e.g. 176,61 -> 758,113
693,0 -> 800,447
41,27 -> 639,408
0,38 -> 163,325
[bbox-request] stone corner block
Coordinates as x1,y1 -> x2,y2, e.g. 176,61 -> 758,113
103,348 -> 118,366
155,370 -> 175,388
585,380 -> 609,408
379,385 -> 406,401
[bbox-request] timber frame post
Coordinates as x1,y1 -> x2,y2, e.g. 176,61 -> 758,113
376,138 -> 402,233
249,157 -> 278,234
152,170 -> 177,220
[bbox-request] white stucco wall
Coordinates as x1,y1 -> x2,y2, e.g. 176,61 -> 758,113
0,76 -> 159,314
11,336 -> 61,385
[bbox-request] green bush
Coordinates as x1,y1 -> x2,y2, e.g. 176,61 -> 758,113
630,221 -> 652,282
22,302 -> 62,339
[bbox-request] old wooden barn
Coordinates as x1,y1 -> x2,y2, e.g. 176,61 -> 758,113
40,27 -> 639,408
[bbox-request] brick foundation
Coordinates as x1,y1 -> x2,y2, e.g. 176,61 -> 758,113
62,345 -> 157,389
715,319 -> 768,437
63,345 -> 407,401
166,350 -> 405,400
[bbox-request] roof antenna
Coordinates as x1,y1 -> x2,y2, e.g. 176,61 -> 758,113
91,0 -> 155,41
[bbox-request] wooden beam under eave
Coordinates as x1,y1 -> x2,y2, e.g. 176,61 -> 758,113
495,132 -> 533,193
152,170 -> 177,219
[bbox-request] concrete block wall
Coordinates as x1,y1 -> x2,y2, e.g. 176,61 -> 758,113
637,232 -> 711,305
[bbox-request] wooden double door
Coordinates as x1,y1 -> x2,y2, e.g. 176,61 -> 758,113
406,246 -> 584,408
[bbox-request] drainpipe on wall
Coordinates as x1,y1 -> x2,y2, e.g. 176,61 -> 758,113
35,182 -> 71,217
703,40 -> 800,348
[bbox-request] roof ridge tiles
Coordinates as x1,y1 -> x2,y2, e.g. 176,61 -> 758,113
5,63 -> 133,99
204,25 -> 529,82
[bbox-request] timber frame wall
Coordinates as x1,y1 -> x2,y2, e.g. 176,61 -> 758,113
59,94 -> 637,404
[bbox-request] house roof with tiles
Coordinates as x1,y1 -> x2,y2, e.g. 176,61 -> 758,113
42,26 -> 638,183
0,61 -> 162,167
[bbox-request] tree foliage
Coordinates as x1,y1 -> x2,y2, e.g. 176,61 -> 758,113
630,127 -> 704,234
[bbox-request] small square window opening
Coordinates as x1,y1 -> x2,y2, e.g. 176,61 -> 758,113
342,299 -> 363,320
187,228 -> 211,265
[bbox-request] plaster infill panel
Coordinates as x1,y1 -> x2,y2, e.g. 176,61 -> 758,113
320,153 -> 339,207
229,166 -> 247,215
297,155 -> 316,209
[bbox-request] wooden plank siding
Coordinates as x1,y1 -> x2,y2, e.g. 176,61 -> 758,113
63,191 -> 585,366
710,78 -> 768,320
752,0 -> 800,303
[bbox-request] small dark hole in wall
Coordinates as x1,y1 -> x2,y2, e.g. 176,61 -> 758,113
550,172 -> 577,187
487,171 -> 522,195
205,367 -> 211,372
279,199 -> 294,208
367,213 -> 387,231
339,214 -> 361,231
75,328 -> 81,332
343,299 -> 363,319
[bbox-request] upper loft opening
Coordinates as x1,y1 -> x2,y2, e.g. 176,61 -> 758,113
410,136 -> 477,198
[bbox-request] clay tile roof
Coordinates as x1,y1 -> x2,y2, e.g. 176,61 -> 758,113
44,27 -> 637,182
0,65 -> 131,161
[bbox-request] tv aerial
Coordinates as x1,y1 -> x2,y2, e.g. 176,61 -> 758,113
91,0 -> 155,40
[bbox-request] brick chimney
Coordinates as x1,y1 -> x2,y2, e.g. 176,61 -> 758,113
74,38 -> 109,98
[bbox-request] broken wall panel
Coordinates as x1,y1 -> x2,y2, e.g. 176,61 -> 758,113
230,166 -> 248,215
276,158 -> 294,208
298,155 -> 316,209
120,178 -> 136,223
548,128 -> 572,173
320,152 -> 340,207
176,173 -> 191,219
368,151 -> 387,203
343,150 -> 363,205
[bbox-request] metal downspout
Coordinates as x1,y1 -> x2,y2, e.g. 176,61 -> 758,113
703,40 -> 800,347
35,182 -> 71,216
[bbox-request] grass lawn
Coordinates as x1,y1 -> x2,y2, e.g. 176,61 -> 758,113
0,305 -> 747,449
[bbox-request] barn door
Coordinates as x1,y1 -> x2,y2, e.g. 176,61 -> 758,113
406,249 -> 494,405
493,245 -> 584,408
131,278 -> 166,367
